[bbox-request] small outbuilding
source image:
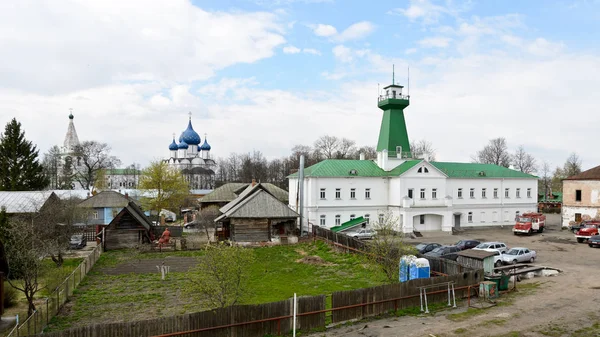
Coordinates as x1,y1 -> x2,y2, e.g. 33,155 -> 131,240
456,249 -> 498,274
103,201 -> 153,250
214,183 -> 298,243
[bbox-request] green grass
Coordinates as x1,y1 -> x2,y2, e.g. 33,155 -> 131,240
46,241 -> 389,331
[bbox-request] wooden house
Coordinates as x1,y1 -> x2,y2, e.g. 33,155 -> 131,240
456,249 -> 497,274
103,201 -> 153,250
200,180 -> 288,210
214,183 -> 298,243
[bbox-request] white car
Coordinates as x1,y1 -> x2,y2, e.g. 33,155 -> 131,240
473,241 -> 509,254
481,249 -> 504,267
501,247 -> 536,265
350,228 -> 375,240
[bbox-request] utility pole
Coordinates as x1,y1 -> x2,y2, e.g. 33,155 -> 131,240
298,155 -> 305,236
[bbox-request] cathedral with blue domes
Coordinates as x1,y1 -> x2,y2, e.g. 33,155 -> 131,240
165,113 -> 216,189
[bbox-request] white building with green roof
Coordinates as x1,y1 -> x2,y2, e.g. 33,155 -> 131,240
288,80 -> 538,233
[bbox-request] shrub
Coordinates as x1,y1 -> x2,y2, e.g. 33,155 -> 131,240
4,281 -> 19,308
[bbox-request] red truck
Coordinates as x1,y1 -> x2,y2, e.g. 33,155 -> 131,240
513,213 -> 546,235
575,222 -> 600,243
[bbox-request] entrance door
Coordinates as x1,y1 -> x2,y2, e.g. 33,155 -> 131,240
454,214 -> 461,229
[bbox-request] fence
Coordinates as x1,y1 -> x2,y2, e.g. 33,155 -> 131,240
152,226 -> 183,238
313,226 -> 367,252
8,243 -> 103,337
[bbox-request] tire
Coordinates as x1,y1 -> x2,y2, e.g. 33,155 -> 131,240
529,257 -> 535,263
495,260 -> 502,267
589,244 -> 594,248
512,259 -> 518,265
577,238 -> 584,243
528,229 -> 532,235
538,227 -> 544,233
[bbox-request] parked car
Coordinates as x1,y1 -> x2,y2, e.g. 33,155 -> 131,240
500,247 -> 536,264
424,245 -> 461,261
575,223 -> 599,243
350,228 -> 375,240
473,241 -> 508,254
588,235 -> 600,248
482,249 -> 504,267
69,234 -> 87,250
455,239 -> 480,250
415,242 -> 442,254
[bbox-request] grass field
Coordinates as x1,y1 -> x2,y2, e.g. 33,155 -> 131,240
45,241 -> 388,332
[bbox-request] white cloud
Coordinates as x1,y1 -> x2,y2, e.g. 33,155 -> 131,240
283,45 -> 302,54
332,45 -> 354,63
312,24 -> 338,37
527,38 -> 565,56
418,37 -> 452,48
405,48 -> 418,54
388,0 -> 451,24
311,21 -> 375,42
0,0 -> 286,94
303,48 -> 322,55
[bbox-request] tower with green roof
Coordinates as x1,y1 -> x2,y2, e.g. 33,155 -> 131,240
376,71 -> 411,158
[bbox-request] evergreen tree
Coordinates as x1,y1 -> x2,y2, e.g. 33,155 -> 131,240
0,119 -> 48,191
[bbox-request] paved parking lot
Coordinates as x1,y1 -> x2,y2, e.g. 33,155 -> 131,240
308,214 -> 600,337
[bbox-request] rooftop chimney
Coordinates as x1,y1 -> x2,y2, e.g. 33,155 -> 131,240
359,153 -> 365,160
252,179 -> 256,187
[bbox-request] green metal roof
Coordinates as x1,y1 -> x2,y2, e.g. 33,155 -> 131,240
538,192 -> 562,203
330,216 -> 367,232
288,159 -> 536,179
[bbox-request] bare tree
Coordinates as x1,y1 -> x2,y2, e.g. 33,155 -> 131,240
512,145 -> 537,174
539,161 -> 552,198
368,211 -> 417,283
336,138 -> 356,159
356,145 -> 377,159
73,141 -> 121,190
313,135 -> 339,159
198,206 -> 220,242
563,152 -> 582,178
472,137 -> 511,167
411,139 -> 436,161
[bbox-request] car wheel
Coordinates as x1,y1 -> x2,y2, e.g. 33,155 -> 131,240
528,229 -> 532,235
589,244 -> 594,248
529,257 -> 535,263
512,259 -> 518,265
495,260 -> 502,267
577,238 -> 584,243
538,227 -> 544,233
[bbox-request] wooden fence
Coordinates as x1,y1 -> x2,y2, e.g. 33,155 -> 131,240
9,243 -> 103,337
313,226 -> 367,251
152,226 -> 184,237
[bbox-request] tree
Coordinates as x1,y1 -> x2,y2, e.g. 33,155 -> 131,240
73,141 -> 121,190
355,145 -> 377,160
139,161 -> 189,215
37,197 -> 84,267
187,242 -> 255,308
42,145 -> 62,189
411,139 -> 436,161
368,211 -> 417,283
197,206 -> 220,242
563,152 -> 582,178
313,135 -> 339,159
539,161 -> 552,198
512,145 -> 537,174
0,118 -> 48,191
4,216 -> 47,315
472,137 -> 511,167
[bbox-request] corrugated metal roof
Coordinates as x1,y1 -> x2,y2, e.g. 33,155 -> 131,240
330,216 -> 367,232
0,191 -> 56,214
564,165 -> 600,180
288,159 -> 537,179
201,183 -> 287,203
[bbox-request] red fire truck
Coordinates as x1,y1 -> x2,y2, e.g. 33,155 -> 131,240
513,213 -> 546,235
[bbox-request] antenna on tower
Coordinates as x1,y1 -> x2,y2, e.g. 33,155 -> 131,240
377,83 -> 380,99
392,64 -> 395,85
407,66 -> 410,97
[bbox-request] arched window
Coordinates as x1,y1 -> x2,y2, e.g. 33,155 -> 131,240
468,212 -> 473,223
350,214 -> 356,220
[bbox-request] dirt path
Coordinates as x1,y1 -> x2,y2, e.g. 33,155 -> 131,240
307,215 -> 600,337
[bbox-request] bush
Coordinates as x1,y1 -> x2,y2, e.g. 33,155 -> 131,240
4,281 -> 19,308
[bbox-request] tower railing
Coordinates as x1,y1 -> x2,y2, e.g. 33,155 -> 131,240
385,151 -> 424,159
378,93 -> 410,102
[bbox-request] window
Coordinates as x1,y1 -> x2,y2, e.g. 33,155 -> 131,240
408,189 -> 414,199
420,188 -> 426,199
432,188 -> 437,199
417,166 -> 429,173
575,213 -> 582,222
350,188 -> 356,199
378,213 -> 384,224
320,188 -> 326,200
365,214 -> 370,223
480,212 -> 485,223
470,188 -> 475,198
319,215 -> 326,226
576,190 -> 582,202
335,188 -> 341,199
365,188 -> 371,199
515,211 -> 520,221
493,188 -> 498,198
458,188 -> 463,198
505,188 -> 510,198
420,214 -> 425,225
527,188 -> 532,198
350,214 -> 356,220
468,212 -> 473,223
482,188 -> 487,198
516,188 -> 521,198
93,211 -> 98,219
335,215 -> 341,226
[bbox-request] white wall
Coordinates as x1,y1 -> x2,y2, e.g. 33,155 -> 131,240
562,206 -> 600,227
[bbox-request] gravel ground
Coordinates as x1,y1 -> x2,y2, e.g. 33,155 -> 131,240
306,214 -> 600,337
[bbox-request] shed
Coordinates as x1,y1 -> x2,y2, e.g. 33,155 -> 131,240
103,201 -> 153,250
214,183 -> 298,242
456,249 -> 497,274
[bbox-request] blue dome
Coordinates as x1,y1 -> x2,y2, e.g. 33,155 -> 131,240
181,120 -> 201,145
177,140 -> 189,149
168,138 -> 178,151
200,138 -> 211,151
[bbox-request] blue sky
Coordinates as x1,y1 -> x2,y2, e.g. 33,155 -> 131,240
1,0 -> 600,172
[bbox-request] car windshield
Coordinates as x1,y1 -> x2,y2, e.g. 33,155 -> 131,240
431,247 -> 443,254
416,244 -> 428,249
476,243 -> 491,249
505,249 -> 520,255
583,224 -> 597,229
456,240 -> 465,245
518,217 -> 531,222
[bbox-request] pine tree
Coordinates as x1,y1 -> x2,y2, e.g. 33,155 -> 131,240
0,118 -> 49,191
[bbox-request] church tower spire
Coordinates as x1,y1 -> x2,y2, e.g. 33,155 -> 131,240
63,108 -> 80,153
376,67 -> 411,158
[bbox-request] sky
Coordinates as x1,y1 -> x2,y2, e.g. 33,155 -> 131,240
1,0 -> 600,172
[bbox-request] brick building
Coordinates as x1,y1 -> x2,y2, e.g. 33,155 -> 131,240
562,165 -> 600,227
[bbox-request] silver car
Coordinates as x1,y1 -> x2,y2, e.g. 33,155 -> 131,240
473,241 -> 509,254
501,247 -> 536,265
350,228 -> 375,240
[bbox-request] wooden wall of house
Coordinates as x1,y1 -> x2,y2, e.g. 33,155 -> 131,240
105,212 -> 149,250
231,218 -> 269,242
